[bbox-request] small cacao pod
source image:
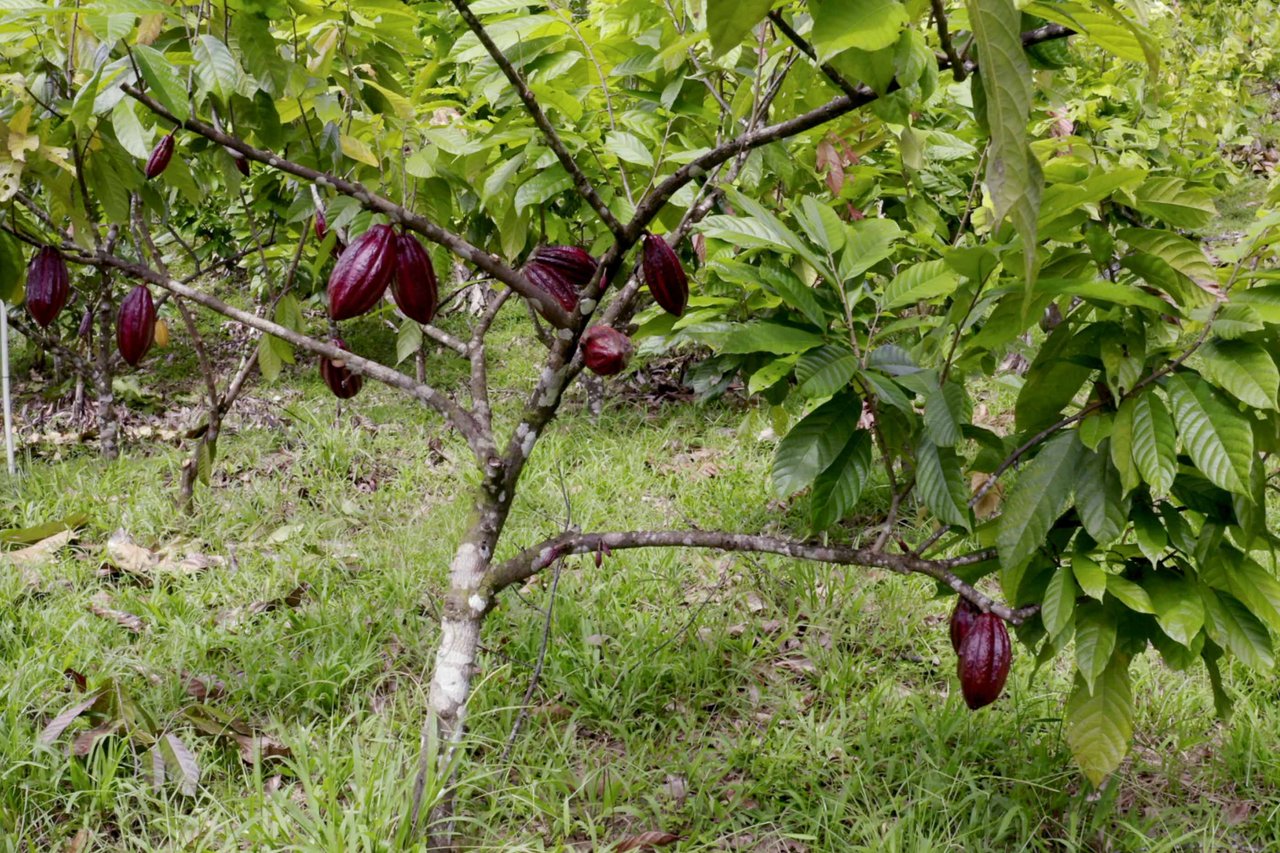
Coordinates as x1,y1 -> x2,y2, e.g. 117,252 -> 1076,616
949,597 -> 981,653
392,232 -> 438,324
77,308 -> 94,339
956,612 -> 1011,710
640,233 -> 688,317
233,155 -> 250,177
153,318 -> 171,348
314,209 -> 327,241
529,245 -> 597,290
327,224 -> 398,321
117,285 -> 156,366
25,246 -> 70,328
145,132 -> 175,179
581,325 -> 632,376
320,339 -> 363,399
523,261 -> 580,313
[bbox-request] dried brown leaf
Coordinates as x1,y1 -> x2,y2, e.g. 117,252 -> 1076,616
181,673 -> 227,702
89,593 -> 146,633
64,828 -> 90,853
4,529 -> 74,570
39,692 -> 107,745
72,721 -> 124,756
159,733 -> 201,795
614,830 -> 680,851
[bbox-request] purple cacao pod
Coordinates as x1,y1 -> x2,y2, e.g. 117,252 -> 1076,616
391,232 -> 438,325
523,259 -> 580,313
233,155 -> 250,177
25,246 -> 70,328
956,612 -> 1011,710
640,233 -> 688,317
145,132 -> 175,179
581,325 -> 632,376
78,308 -> 94,339
116,285 -> 156,366
949,597 -> 981,654
529,245 -> 597,290
319,338 -> 363,399
314,209 -> 327,240
327,224 -> 398,321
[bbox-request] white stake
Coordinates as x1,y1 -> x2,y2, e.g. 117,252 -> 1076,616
1,306 -> 15,475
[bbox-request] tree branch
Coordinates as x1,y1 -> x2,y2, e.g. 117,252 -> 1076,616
487,529 -> 1035,624
929,0 -> 967,81
448,0 -> 627,242
121,84 -> 574,329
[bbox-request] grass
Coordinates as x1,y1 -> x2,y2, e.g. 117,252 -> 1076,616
2,307 -> 1280,852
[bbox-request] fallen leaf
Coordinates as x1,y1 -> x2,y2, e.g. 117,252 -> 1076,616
88,593 -> 146,633
215,584 -> 310,630
106,529 -> 159,578
614,830 -> 680,851
72,720 -> 124,756
0,513 -> 88,545
183,704 -> 290,764
63,668 -> 88,691
4,529 -> 74,569
181,673 -> 227,702
64,828 -> 90,853
39,692 -> 107,745
159,733 -> 201,795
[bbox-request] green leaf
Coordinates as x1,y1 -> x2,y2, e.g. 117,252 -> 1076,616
1108,396 -> 1140,494
720,323 -> 825,355
1106,575 -> 1154,614
705,0 -> 774,58
924,381 -> 970,448
111,98 -> 150,158
396,319 -> 422,365
811,430 -> 873,529
916,438 -> 970,529
1219,552 -> 1280,636
514,165 -> 571,210
1075,442 -> 1129,544
1075,602 -> 1118,693
1130,390 -> 1177,495
1201,587 -> 1274,672
839,219 -> 903,279
1117,228 -> 1215,282
132,44 -> 190,123
1042,567 -> 1077,641
0,230 -> 26,305
1072,555 -> 1108,600
795,197 -> 846,255
257,334 -> 282,382
772,394 -> 860,497
997,431 -> 1083,569
794,345 -> 857,397
604,131 -> 653,168
1166,373 -> 1254,496
882,260 -> 959,310
967,0 -> 1043,286
1132,177 -> 1216,230
1065,658 -> 1133,787
810,0 -> 908,58
193,35 -> 245,103
748,355 -> 799,395
1144,572 -> 1204,646
1200,339 -> 1279,410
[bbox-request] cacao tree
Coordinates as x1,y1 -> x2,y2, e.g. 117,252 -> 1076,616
1,0 -> 1279,846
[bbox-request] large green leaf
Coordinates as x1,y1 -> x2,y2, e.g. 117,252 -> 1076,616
924,381 -> 970,448
967,0 -> 1043,285
0,230 -> 25,305
916,438 -> 970,530
193,35 -> 246,103
1219,553 -> 1280,636
882,260 -> 959,310
1118,228 -> 1215,282
1065,659 -> 1133,787
1075,442 -> 1129,544
839,219 -> 903,279
1132,177 -> 1216,230
1041,567 -> 1077,641
772,395 -> 860,497
705,0 -> 774,57
810,0 -> 908,59
794,345 -> 857,397
1200,339 -> 1279,410
811,430 -> 873,529
1201,586 -> 1274,672
1166,373 -> 1254,496
132,44 -> 190,123
720,323 -> 825,355
1075,602 -> 1118,693
1130,390 -> 1176,495
1144,572 -> 1204,646
997,431 -> 1083,569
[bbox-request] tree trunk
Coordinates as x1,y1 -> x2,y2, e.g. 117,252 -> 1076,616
415,478 -> 511,850
94,290 -> 118,460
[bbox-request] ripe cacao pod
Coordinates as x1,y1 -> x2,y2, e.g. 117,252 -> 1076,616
581,325 -> 632,376
327,224 -> 398,321
319,339 -> 363,399
78,308 -> 93,339
956,612 -> 1011,710
117,285 -> 156,366
530,245 -> 597,290
25,246 -> 70,328
523,261 -> 580,313
949,597 -> 981,653
153,318 -> 171,348
391,232 -> 438,324
145,132 -> 175,179
640,233 -> 687,317
314,209 -> 327,241
233,155 -> 250,177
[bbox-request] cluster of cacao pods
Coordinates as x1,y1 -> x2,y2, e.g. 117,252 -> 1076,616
949,597 -> 1011,710
326,224 -> 437,324
522,245 -> 597,313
